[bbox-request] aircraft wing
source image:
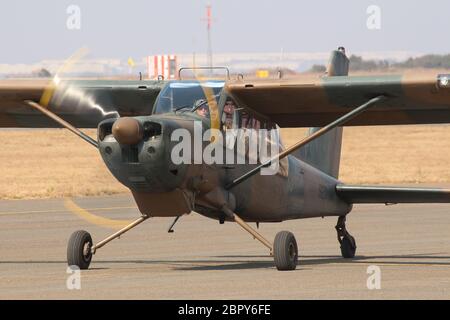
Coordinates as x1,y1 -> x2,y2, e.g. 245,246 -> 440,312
336,185 -> 450,204
225,73 -> 450,127
0,79 -> 165,128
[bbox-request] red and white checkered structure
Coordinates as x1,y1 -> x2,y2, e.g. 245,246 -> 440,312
147,55 -> 178,80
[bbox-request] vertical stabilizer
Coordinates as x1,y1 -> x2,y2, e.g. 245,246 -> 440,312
294,48 -> 348,178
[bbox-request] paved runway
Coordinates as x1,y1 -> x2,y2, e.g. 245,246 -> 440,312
1,194 -> 450,299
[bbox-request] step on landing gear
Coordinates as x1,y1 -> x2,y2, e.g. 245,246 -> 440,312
335,215 -> 356,258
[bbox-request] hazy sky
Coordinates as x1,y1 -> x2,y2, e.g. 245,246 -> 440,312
1,0 -> 449,63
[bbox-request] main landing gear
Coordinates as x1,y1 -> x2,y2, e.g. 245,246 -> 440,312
222,206 -> 298,271
67,212 -> 354,270
273,231 -> 298,271
67,215 -> 149,269
335,215 -> 356,258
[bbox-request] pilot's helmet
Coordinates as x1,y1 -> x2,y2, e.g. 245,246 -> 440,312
194,99 -> 209,117
194,99 -> 207,109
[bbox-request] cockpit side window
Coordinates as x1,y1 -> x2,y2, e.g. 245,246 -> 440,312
221,96 -> 277,131
221,95 -> 288,176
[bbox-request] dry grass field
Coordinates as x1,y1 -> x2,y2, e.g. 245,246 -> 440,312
0,125 -> 449,199
282,125 -> 450,184
0,129 -> 128,199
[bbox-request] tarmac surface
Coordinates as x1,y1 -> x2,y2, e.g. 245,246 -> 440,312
1,194 -> 450,299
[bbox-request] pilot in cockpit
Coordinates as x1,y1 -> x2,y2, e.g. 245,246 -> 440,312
193,99 -> 210,118
223,99 -> 236,129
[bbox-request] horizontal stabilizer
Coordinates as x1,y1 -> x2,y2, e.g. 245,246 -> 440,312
336,185 -> 450,204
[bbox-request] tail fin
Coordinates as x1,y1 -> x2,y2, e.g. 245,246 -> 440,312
325,47 -> 349,76
294,48 -> 349,178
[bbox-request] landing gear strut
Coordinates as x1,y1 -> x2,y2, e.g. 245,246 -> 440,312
335,215 -> 356,258
67,215 -> 149,269
222,206 -> 298,271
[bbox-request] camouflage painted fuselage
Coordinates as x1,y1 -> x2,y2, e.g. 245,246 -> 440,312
2,60 -> 450,222
98,112 -> 351,222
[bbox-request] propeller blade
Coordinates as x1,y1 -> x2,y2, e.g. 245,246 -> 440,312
40,47 -> 90,107
64,198 -> 132,230
39,47 -> 120,122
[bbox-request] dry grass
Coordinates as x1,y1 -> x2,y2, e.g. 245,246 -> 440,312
0,125 -> 450,199
0,129 -> 127,199
282,125 -> 450,184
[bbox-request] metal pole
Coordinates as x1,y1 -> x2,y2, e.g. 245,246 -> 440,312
222,206 -> 273,254
91,215 -> 149,254
168,216 -> 181,233
206,5 -> 213,71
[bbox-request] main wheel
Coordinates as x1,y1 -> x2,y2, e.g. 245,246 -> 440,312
340,235 -> 356,258
273,231 -> 298,271
67,230 -> 93,270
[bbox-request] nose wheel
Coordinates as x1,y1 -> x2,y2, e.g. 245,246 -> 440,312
67,230 -> 93,270
67,215 -> 149,270
335,216 -> 356,258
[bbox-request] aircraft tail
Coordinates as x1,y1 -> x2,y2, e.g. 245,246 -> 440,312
294,48 -> 349,178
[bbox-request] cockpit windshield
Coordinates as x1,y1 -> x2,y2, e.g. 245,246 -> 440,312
153,80 -> 225,118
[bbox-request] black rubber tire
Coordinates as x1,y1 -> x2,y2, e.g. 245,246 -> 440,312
273,231 -> 298,271
340,235 -> 356,258
67,230 -> 93,270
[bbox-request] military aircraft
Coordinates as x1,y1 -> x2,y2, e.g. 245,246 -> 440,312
1,47 -> 450,271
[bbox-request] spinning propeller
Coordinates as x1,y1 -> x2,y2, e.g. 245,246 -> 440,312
25,48 -> 132,229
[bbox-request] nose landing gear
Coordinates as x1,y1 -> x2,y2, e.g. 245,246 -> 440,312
67,215 -> 149,270
67,230 -> 93,270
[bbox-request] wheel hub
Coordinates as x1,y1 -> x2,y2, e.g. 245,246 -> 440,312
288,243 -> 296,260
83,242 -> 92,261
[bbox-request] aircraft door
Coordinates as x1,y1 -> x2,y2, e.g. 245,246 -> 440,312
220,97 -> 288,176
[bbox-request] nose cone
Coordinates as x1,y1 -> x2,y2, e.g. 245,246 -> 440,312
112,117 -> 143,145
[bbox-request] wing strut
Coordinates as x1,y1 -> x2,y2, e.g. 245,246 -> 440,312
24,100 -> 99,148
226,95 -> 387,190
